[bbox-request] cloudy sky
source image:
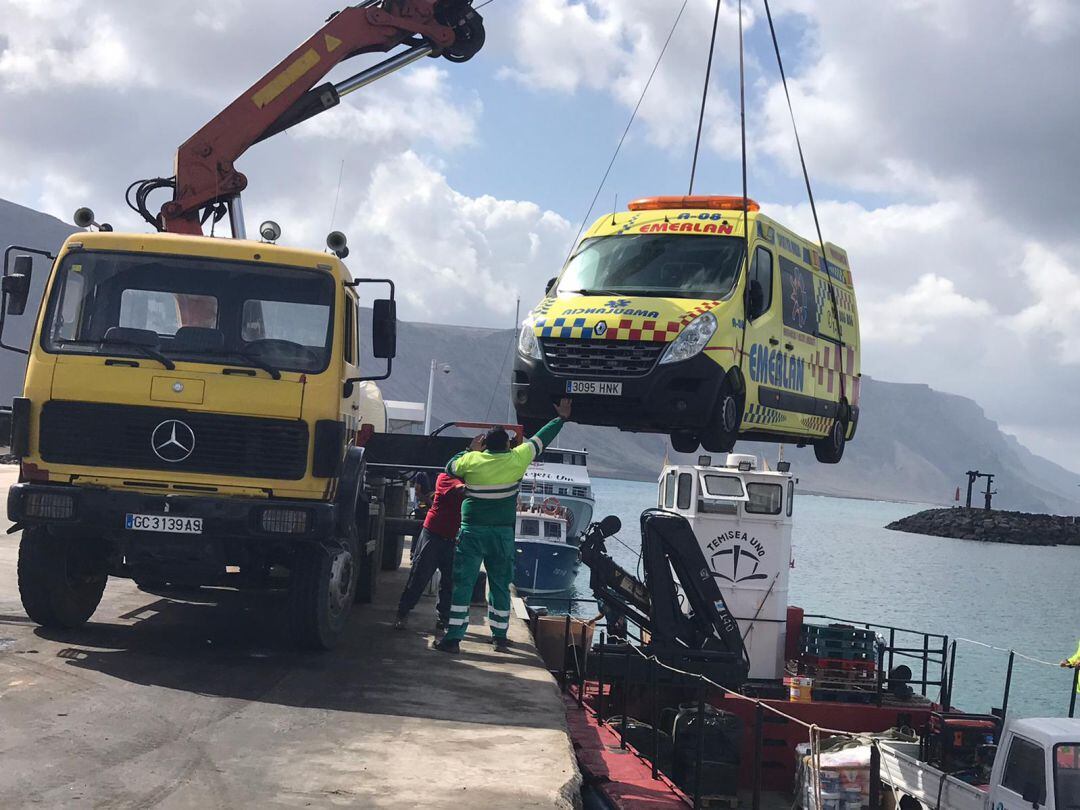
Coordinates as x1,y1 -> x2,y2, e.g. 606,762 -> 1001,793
1,0 -> 1079,469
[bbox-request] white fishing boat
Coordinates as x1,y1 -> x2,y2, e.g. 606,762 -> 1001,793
521,446 -> 594,541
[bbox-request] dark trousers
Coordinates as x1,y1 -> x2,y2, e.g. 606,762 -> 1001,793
396,527 -> 455,622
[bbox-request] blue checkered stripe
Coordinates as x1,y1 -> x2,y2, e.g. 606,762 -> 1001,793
534,317 -> 594,340
743,403 -> 785,426
814,276 -> 838,334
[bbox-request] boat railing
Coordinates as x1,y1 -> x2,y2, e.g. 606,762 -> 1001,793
804,613 -> 950,703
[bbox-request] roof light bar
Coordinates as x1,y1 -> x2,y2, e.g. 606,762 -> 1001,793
628,195 -> 760,213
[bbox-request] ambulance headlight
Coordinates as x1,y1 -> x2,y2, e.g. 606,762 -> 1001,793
518,319 -> 542,361
660,311 -> 717,365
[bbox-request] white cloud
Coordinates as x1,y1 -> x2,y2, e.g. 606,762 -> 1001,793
294,66 -> 480,150
860,274 -> 992,346
1009,242 -> 1080,364
341,151 -> 573,326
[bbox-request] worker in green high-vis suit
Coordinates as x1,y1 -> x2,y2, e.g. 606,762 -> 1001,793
433,398 -> 572,654
1062,639 -> 1080,692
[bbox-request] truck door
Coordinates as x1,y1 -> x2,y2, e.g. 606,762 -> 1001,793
990,733 -> 1049,809
742,245 -> 786,427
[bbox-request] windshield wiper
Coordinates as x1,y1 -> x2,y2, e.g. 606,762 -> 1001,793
61,338 -> 176,370
209,350 -> 281,380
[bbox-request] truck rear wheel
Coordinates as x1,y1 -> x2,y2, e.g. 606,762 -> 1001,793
289,539 -> 358,650
813,417 -> 847,464
18,527 -> 107,629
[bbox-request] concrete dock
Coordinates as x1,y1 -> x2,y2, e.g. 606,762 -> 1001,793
0,466 -> 581,808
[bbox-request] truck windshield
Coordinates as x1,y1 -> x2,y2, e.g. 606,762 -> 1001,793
1056,744 -> 1080,809
42,251 -> 335,374
557,234 -> 745,299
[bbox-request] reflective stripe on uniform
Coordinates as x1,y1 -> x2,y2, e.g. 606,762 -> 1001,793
449,617 -> 469,626
488,607 -> 511,617
529,436 -> 543,455
488,619 -> 509,630
449,604 -> 470,614
464,489 -> 520,500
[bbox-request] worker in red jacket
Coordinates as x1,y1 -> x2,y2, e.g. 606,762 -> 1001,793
394,471 -> 466,632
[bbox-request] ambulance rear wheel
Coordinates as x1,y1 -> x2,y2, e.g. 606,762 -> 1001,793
814,418 -> 847,464
669,430 -> 699,454
700,390 -> 742,454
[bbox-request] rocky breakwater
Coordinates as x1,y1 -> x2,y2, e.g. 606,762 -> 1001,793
887,507 -> 1080,546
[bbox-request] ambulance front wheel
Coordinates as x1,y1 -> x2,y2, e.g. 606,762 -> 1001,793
669,430 -> 699,454
814,417 -> 847,464
699,389 -> 742,454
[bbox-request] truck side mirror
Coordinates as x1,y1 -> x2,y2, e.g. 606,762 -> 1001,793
545,277 -> 557,296
3,255 -> 33,316
371,298 -> 396,360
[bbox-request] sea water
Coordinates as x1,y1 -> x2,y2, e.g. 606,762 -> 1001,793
537,476 -> 1080,720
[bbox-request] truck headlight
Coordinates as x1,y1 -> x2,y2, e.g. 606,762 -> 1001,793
659,311 -> 717,365
518,320 -> 542,361
25,491 -> 75,520
260,507 -> 310,534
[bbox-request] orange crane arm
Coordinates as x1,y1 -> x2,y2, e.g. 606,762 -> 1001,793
143,0 -> 484,235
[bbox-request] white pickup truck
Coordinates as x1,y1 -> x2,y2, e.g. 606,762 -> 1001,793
880,718 -> 1080,810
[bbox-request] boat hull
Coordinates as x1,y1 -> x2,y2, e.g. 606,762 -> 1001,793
514,540 -> 579,594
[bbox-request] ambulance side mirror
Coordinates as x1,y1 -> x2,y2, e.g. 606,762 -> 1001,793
545,277 -> 557,296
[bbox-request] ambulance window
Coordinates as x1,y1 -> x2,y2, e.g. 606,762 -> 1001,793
1002,737 -> 1046,805
664,472 -> 677,509
745,483 -> 783,515
748,247 -> 773,320
786,480 -> 794,516
677,473 -> 693,510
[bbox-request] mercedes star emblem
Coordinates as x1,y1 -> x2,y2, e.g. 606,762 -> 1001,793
151,419 -> 196,463
172,382 -> 184,393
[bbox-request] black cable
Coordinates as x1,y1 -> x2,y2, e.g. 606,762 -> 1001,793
688,0 -> 722,195
761,0 -> 846,403
736,0 -> 752,363
562,1 -> 688,267
126,177 -> 175,231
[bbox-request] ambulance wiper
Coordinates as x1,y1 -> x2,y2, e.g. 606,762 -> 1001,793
565,288 -> 625,296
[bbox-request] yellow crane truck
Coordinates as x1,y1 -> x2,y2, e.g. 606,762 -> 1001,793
0,0 -> 486,648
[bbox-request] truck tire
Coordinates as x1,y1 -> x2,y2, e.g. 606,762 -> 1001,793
699,386 -> 742,454
289,538 -> 358,651
813,417 -> 847,464
18,527 -> 107,629
381,484 -> 407,572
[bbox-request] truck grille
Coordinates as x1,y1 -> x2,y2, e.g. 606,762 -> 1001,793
39,401 -> 309,480
541,339 -> 665,378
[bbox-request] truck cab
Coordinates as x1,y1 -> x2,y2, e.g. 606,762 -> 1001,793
1,230 -> 400,649
512,195 -> 861,463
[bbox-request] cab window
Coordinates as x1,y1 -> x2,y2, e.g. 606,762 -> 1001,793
786,480 -> 795,517
702,475 -> 745,498
343,298 -> 355,364
120,290 -> 219,335
1002,737 -> 1046,805
676,472 -> 693,510
1055,744 -> 1080,809
745,483 -> 783,515
663,471 -> 677,509
544,521 -> 562,539
519,519 -> 540,537
748,247 -> 773,320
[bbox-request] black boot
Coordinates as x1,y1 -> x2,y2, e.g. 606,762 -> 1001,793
432,637 -> 460,654
492,637 -> 511,653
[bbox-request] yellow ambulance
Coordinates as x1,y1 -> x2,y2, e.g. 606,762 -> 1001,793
512,196 -> 861,463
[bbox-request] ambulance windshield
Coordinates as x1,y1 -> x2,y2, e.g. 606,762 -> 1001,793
558,235 -> 745,299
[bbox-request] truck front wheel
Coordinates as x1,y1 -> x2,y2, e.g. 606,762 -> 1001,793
18,527 -> 107,629
289,539 -> 358,650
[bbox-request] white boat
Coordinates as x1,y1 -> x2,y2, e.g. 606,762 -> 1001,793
514,503 -> 578,595
521,447 -> 595,541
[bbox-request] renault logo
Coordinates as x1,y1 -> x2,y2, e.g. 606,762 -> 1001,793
151,420 -> 196,463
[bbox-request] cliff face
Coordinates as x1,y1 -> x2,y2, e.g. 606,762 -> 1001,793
1,199 -> 1077,515
887,508 -> 1080,546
